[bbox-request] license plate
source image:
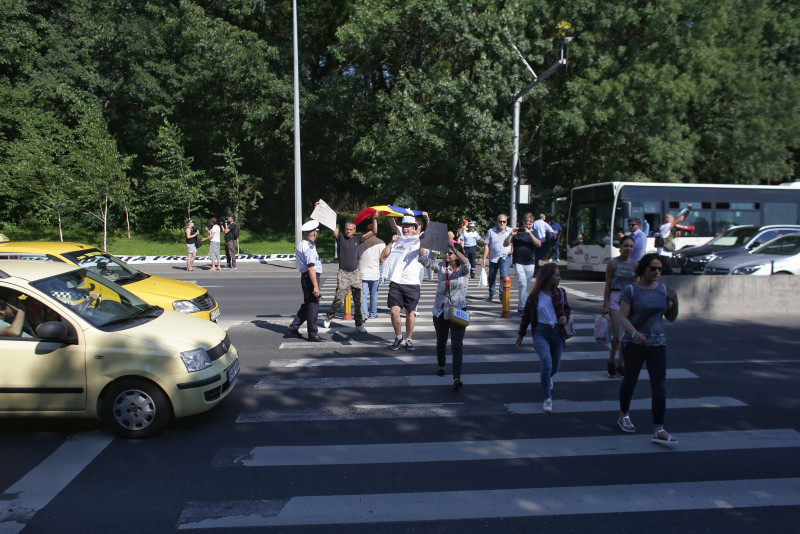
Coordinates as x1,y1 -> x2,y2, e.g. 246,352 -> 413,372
210,308 -> 220,322
227,359 -> 240,383
582,265 -> 594,271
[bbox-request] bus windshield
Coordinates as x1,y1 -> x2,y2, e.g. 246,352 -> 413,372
568,185 -> 615,248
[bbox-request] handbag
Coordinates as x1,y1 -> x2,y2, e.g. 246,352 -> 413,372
594,313 -> 611,348
563,314 -> 576,339
479,267 -> 488,287
449,306 -> 470,327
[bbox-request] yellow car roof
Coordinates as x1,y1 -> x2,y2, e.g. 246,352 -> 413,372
0,241 -> 100,256
0,259 -> 81,281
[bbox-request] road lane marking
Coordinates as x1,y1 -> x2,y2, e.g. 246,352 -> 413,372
254,369 -> 697,390
177,477 -> 800,529
226,428 -> 789,467
0,433 -> 114,534
279,335 -> 597,349
266,350 -> 609,368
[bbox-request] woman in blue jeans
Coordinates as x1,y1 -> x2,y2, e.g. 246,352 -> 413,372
516,263 -> 571,413
617,253 -> 679,445
503,213 -> 542,314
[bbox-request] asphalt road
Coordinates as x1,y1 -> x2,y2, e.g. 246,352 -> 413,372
2,261 -> 799,533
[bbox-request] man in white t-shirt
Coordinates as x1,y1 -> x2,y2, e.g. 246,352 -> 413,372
381,209 -> 428,351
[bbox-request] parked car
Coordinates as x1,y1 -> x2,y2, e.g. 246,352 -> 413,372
704,233 -> 800,275
0,241 -> 220,321
671,225 -> 800,274
0,260 -> 239,438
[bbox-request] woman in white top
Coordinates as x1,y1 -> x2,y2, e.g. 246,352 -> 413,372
202,217 -> 222,271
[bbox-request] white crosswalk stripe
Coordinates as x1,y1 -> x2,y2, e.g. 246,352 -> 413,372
174,276 -> 800,529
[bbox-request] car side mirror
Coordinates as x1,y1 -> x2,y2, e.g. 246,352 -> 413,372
36,321 -> 70,342
748,241 -> 761,249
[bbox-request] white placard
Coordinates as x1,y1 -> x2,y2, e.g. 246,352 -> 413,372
311,199 -> 338,231
420,221 -> 449,252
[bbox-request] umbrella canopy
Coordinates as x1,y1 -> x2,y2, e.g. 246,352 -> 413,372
353,205 -> 422,225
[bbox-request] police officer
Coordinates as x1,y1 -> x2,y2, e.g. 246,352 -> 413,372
288,220 -> 325,342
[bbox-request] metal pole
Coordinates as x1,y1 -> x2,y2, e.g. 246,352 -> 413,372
510,94 -> 521,229
292,0 -> 302,245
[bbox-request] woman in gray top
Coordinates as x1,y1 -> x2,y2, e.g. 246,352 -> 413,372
602,235 -> 637,378
617,253 -> 679,445
419,242 -> 470,391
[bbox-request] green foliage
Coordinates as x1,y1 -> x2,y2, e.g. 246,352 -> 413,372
0,0 -> 798,241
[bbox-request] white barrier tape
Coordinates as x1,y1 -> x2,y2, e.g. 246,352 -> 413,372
116,254 -> 296,265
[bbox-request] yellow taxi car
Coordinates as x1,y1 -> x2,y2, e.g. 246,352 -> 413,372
0,260 -> 239,438
0,241 -> 220,321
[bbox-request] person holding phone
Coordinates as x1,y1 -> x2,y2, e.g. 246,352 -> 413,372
503,213 -> 541,314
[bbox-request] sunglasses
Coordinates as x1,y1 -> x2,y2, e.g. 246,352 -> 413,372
497,220 -> 507,224
628,223 -> 638,227
648,266 -> 663,272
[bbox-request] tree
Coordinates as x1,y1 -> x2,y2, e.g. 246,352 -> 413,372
215,141 -> 263,227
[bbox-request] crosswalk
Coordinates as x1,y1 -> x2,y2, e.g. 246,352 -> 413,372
174,276 -> 800,529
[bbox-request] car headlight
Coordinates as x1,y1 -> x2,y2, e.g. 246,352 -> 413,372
173,300 -> 201,314
696,254 -> 717,263
180,348 -> 212,372
732,264 -> 765,275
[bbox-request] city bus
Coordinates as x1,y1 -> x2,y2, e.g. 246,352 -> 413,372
566,181 -> 800,272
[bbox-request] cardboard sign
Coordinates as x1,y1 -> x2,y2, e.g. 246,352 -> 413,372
311,199 -> 338,231
420,221 -> 449,252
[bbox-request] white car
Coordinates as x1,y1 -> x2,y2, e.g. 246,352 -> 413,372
704,233 -> 800,275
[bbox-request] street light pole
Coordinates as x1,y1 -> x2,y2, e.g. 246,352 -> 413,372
509,37 -> 572,228
292,0 -> 302,245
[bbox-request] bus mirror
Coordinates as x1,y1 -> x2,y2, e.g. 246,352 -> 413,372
622,201 -> 632,219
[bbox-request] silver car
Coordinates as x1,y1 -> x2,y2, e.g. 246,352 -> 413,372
704,233 -> 800,275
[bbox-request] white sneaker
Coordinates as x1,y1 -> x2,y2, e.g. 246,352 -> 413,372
356,325 -> 367,333
323,318 -> 331,329
542,398 -> 553,413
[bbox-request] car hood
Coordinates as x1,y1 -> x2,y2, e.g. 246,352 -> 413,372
124,273 -> 206,303
706,253 -> 790,270
676,244 -> 743,258
110,308 -> 226,352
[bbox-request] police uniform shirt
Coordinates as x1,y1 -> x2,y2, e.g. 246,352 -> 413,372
296,239 -> 323,274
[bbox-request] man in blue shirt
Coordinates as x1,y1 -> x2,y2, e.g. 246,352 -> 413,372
548,220 -> 563,261
288,221 -> 325,342
459,221 -> 482,278
628,218 -> 647,262
481,214 -> 512,301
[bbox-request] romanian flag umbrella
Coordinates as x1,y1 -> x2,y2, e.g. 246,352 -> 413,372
353,205 -> 422,225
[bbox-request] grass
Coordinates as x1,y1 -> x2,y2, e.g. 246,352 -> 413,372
0,224 -> 345,259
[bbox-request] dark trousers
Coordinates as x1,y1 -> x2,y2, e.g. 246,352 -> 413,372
225,240 -> 236,267
433,313 -> 466,379
289,272 -> 321,334
619,343 -> 668,426
464,246 -> 477,277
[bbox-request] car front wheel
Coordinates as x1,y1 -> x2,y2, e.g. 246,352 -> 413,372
102,378 -> 172,439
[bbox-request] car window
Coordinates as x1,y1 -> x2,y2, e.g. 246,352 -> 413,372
0,287 -> 70,339
753,235 -> 800,256
0,253 -> 57,262
752,230 -> 779,246
61,249 -> 147,285
705,227 -> 757,247
31,269 -> 161,329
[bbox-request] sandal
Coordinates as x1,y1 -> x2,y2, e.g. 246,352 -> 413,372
652,428 -> 678,445
617,415 -> 635,433
436,366 -> 445,377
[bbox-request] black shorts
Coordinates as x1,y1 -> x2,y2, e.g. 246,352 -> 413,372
387,282 -> 421,311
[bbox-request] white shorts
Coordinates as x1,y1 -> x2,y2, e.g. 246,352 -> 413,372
608,290 -> 622,310
186,243 -> 197,254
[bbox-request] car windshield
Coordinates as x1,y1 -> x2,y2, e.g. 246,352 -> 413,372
705,227 -> 758,247
752,235 -> 800,256
62,249 -> 148,285
31,269 -> 161,329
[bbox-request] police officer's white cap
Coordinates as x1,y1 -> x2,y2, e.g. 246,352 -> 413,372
301,220 -> 319,233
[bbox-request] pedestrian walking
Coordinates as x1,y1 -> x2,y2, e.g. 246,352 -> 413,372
185,220 -> 199,271
359,235 -> 385,320
627,218 -> 647,262
532,214 -> 555,267
287,221 -> 325,342
419,241 -> 471,391
516,263 -> 572,413
602,235 -> 637,378
616,253 -> 680,445
322,214 -> 377,333
481,214 -> 512,301
382,209 -> 428,351
503,213 -> 541,314
459,221 -> 482,278
548,220 -> 563,261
